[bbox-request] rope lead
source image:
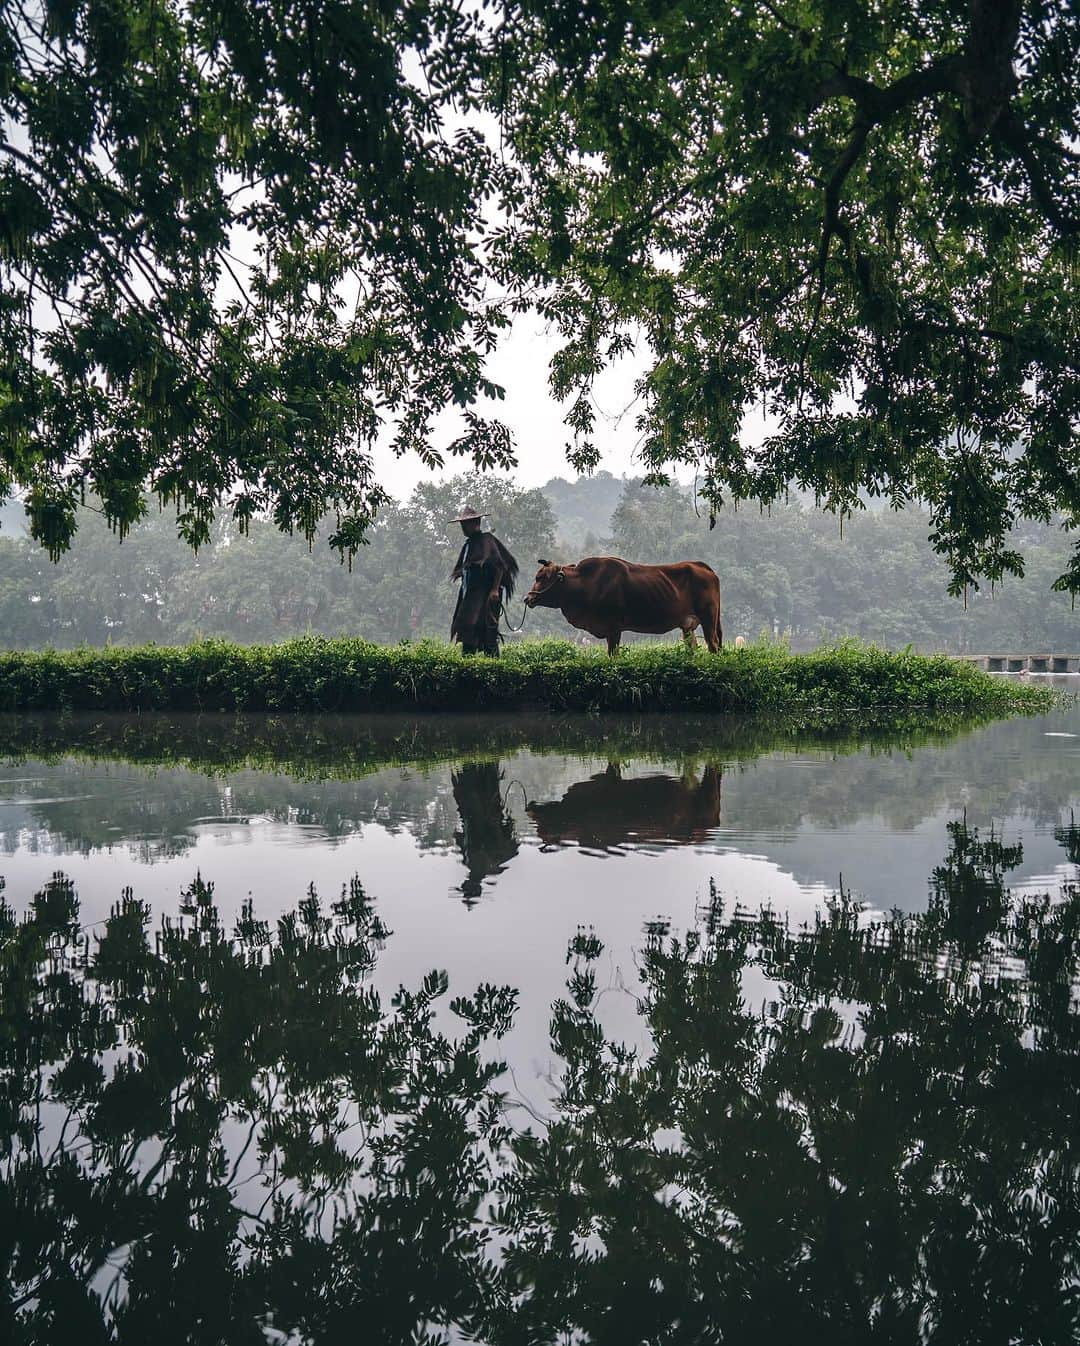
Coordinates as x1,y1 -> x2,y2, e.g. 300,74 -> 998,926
500,600 -> 529,633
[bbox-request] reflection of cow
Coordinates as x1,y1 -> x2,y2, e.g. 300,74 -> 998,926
451,761 -> 519,903
524,556 -> 721,655
527,764 -> 722,851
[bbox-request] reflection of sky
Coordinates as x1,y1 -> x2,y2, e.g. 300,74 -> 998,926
1,703 -> 1078,1093
748,806 -> 1079,909
0,816 -> 836,1096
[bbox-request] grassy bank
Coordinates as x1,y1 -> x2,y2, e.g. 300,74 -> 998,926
0,636 -> 1053,715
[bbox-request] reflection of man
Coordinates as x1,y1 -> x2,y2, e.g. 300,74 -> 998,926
449,507 -> 519,656
451,761 -> 519,904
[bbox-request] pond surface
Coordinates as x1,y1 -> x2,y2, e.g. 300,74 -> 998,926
2,702 -> 1078,1066
3,694 -> 1080,1341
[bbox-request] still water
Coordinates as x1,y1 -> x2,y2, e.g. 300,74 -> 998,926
3,696 -> 1080,1341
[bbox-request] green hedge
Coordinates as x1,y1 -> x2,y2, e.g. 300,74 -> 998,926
0,637 -> 1053,715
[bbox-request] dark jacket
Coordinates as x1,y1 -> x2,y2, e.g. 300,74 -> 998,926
450,532 -> 519,652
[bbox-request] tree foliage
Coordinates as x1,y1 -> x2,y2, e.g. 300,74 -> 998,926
0,0 -> 513,558
3,0 -> 1079,595
493,0 -> 1080,594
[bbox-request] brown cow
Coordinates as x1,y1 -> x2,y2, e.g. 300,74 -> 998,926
524,555 -> 722,654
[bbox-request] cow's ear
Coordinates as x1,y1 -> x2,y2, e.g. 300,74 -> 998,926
538,557 -> 550,567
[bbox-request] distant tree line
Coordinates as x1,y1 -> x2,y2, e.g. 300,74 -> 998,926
607,482 -> 1080,653
0,473 -> 1076,652
0,476 -> 564,649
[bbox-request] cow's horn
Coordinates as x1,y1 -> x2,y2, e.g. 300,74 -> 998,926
538,557 -> 550,566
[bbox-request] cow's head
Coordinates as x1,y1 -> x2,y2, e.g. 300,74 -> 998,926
524,559 -> 567,608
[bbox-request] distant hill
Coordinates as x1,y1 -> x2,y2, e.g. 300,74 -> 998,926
541,470 -> 626,553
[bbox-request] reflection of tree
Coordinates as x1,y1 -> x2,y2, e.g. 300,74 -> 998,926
5,823 -> 1080,1341
0,762 -> 212,859
452,762 -> 519,903
4,707 -> 1078,865
528,763 -> 722,851
1057,811 -> 1080,865
0,705 -> 996,783
499,822 -> 1080,1343
927,818 -> 1023,950
1,874 -> 516,1341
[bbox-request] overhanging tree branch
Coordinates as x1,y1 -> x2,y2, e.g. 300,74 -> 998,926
997,108 -> 1080,236
811,55 -> 964,120
798,115 -> 874,387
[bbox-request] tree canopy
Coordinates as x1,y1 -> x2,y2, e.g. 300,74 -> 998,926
2,0 -> 1079,593
0,0 -> 513,557
495,0 -> 1080,595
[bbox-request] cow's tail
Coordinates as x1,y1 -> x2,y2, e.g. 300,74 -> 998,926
696,562 -> 722,650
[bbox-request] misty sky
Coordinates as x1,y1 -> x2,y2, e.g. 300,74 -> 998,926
372,307 -> 781,500
371,311 -> 646,498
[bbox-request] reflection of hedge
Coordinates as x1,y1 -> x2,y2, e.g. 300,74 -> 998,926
0,635 -> 1051,715
0,704 -> 1020,784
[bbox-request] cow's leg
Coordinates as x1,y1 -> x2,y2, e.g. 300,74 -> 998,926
700,595 -> 722,652
682,621 -> 698,651
606,633 -> 621,656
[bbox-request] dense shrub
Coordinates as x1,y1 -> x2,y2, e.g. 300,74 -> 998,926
0,637 -> 1050,715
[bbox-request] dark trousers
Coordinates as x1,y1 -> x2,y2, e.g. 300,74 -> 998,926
453,575 -> 501,655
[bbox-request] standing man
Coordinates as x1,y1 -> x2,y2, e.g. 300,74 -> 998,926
449,507 -> 519,655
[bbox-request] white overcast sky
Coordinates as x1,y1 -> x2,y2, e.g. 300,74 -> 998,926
372,308 -> 776,500
372,310 -> 652,500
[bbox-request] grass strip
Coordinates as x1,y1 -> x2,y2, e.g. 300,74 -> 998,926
0,636 -> 1054,716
